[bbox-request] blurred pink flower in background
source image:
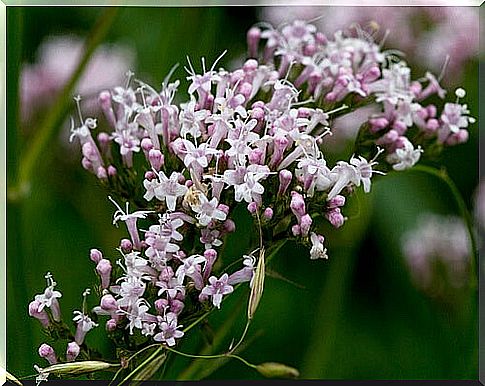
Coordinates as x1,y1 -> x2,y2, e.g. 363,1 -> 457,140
260,6 -> 478,82
401,213 -> 471,294
21,35 -> 136,123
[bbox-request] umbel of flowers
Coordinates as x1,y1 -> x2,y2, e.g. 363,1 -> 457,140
28,19 -> 473,381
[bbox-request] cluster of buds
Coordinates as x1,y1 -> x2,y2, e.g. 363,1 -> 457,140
29,19 -> 473,376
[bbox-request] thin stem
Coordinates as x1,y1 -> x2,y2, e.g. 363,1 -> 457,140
228,320 -> 251,354
116,346 -> 164,386
110,343 -> 161,384
163,346 -> 257,369
11,7 -> 119,199
410,165 -> 478,286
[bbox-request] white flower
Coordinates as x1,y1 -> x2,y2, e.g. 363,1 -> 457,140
190,193 -> 227,226
153,171 -> 188,211
389,139 -> 423,171
310,232 -> 328,260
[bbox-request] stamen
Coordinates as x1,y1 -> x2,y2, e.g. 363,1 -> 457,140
73,95 -> 84,125
210,50 -> 228,72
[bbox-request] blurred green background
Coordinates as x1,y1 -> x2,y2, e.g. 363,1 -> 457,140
6,6 -> 480,380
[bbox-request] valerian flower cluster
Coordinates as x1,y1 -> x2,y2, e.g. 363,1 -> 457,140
28,20 -> 473,380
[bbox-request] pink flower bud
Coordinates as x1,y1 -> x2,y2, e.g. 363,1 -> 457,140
148,149 -> 164,171
97,132 -> 110,148
251,107 -> 265,121
170,299 -> 185,315
217,204 -> 230,215
326,208 -> 345,228
99,90 -> 116,127
328,195 -> 346,208
223,219 -> 236,233
291,224 -> 301,236
392,120 -> 407,135
29,300 -> 50,328
120,238 -> 133,252
247,27 -> 261,58
107,165 -> 117,177
90,249 -> 103,264
369,117 -> 389,132
203,249 -> 218,280
144,170 -> 156,181
141,137 -> 153,157
300,214 -> 312,236
290,191 -> 306,220
247,202 -> 258,214
81,157 -> 92,171
263,207 -> 274,220
425,119 -> 439,133
66,341 -> 80,362
106,319 -> 117,332
100,294 -> 118,312
39,343 -> 57,365
96,166 -> 108,179
278,169 -> 292,196
96,259 -> 112,289
155,299 -> 169,314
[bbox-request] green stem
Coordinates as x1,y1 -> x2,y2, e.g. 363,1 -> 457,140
116,346 -> 164,386
410,165 -> 478,286
164,346 -> 257,369
11,7 -> 120,200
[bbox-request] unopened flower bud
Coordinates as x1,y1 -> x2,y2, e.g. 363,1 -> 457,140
326,208 -> 345,228
170,299 -> 185,315
247,202 -> 258,214
255,362 -> 300,379
263,207 -> 273,220
107,165 -> 117,177
29,300 -> 50,328
223,219 -> 236,233
106,319 -> 117,332
96,259 -> 112,289
141,137 -> 153,157
120,238 -> 133,252
300,214 -> 312,236
392,120 -> 407,135
89,249 -> 102,264
278,170 -> 292,196
39,343 -> 57,365
81,157 -> 92,171
247,27 -> 261,58
66,342 -> 80,362
291,224 -> 301,236
328,195 -> 345,208
96,166 -> 108,179
290,191 -> 306,220
100,294 -> 118,312
148,149 -> 164,171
